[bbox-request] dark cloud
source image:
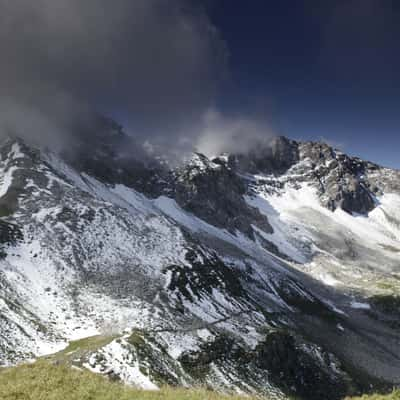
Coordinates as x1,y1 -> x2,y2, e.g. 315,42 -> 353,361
0,0 -> 228,149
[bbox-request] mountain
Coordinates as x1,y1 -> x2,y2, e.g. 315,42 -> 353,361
0,122 -> 399,400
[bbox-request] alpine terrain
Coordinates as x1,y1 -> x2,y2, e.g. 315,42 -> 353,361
0,119 -> 400,400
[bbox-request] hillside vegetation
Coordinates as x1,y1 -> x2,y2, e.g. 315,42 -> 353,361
0,361 -> 260,400
346,392 -> 400,400
1,359 -> 399,400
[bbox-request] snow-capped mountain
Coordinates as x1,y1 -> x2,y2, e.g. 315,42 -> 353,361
0,122 -> 399,400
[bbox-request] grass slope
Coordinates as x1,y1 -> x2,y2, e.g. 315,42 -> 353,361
0,361 -> 259,400
43,335 -> 117,365
1,356 -> 398,400
347,392 -> 400,400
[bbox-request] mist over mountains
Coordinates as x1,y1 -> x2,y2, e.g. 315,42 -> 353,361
0,0 -> 266,157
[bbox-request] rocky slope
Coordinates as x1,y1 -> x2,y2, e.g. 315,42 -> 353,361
0,124 -> 399,400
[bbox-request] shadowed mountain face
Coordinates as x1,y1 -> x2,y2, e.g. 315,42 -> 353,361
0,122 -> 399,400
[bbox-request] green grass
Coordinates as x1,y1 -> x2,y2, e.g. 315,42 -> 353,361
0,357 -> 398,400
347,391 -> 400,399
375,280 -> 400,292
0,361 -> 260,400
126,329 -> 146,347
42,335 -> 117,366
53,335 -> 116,357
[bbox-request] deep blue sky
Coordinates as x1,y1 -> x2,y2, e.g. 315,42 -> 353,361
206,1 -> 400,169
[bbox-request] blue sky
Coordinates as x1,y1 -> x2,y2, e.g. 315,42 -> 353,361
206,1 -> 400,168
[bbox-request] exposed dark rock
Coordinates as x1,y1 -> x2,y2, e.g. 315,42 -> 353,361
227,136 -> 300,175
0,220 -> 23,256
255,330 -> 351,400
61,116 -> 168,197
171,153 -> 272,237
179,333 -> 251,380
179,330 -> 352,400
163,249 -> 248,305
368,295 -> 400,330
299,142 -> 377,214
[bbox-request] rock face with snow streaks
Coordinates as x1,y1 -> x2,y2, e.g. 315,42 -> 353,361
0,122 -> 399,400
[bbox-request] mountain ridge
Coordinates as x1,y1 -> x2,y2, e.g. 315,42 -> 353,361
0,126 -> 399,400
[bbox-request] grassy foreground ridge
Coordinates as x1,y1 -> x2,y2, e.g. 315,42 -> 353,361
0,361 -> 258,400
346,392 -> 400,400
0,359 -> 398,400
